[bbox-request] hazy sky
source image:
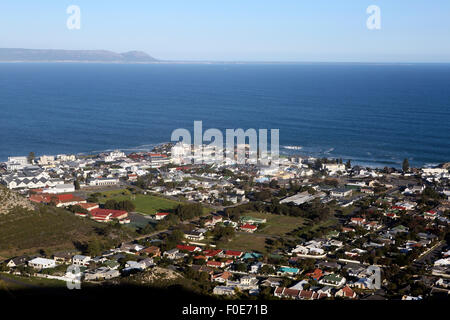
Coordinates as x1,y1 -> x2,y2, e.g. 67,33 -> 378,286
1,1 -> 449,62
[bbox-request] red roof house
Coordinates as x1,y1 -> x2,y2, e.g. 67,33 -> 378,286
240,224 -> 257,233
206,260 -> 225,268
203,249 -> 223,258
90,208 -> 128,222
306,268 -> 323,281
223,250 -> 243,258
176,244 -> 201,253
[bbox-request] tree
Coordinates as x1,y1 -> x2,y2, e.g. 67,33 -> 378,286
87,193 -> 100,203
104,199 -> 135,211
169,229 -> 185,243
260,265 -> 275,275
254,190 -> 271,201
174,203 -> 203,221
104,199 -> 118,210
212,225 -> 235,242
86,239 -> 102,256
28,152 -> 35,164
345,159 -> 351,169
402,158 -> 410,172
67,205 -> 88,214
269,180 -> 278,189
235,263 -> 247,272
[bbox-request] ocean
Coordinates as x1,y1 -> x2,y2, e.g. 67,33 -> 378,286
0,63 -> 449,168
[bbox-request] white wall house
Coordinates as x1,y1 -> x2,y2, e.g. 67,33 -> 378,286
88,178 -> 120,186
2,171 -> 64,190
43,184 -> 75,194
72,255 -> 91,266
28,257 -> 56,270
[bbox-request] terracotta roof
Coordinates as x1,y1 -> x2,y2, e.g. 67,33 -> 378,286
90,208 -> 128,219
176,244 -> 200,252
224,250 -> 243,257
342,286 -> 355,298
206,261 -> 224,267
240,224 -> 257,230
203,249 -> 222,257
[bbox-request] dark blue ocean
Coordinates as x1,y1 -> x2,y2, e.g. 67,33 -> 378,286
0,63 -> 449,168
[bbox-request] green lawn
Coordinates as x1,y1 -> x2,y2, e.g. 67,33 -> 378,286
0,273 -> 66,290
225,233 -> 269,254
97,190 -> 182,215
221,212 -> 305,254
307,217 -> 338,232
242,211 -> 305,236
97,189 -> 211,215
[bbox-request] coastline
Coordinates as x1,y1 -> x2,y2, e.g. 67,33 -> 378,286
1,141 -> 446,170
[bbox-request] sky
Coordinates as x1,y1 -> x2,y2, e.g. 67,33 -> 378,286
0,1 -> 450,62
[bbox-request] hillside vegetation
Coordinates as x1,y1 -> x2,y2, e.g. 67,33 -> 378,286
0,185 -> 34,214
0,204 -> 136,257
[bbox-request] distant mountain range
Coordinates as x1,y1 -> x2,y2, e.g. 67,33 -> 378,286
0,48 -> 158,63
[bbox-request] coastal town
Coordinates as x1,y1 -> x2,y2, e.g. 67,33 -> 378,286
1,143 -> 450,301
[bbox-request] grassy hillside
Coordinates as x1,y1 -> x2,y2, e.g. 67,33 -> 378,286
0,204 -> 136,258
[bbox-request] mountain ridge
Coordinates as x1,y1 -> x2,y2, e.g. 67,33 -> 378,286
0,48 -> 158,63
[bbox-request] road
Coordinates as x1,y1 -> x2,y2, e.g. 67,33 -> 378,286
412,241 -> 446,271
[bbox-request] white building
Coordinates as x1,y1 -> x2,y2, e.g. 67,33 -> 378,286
38,155 -> 56,165
422,168 -> 448,176
57,154 -> 76,162
104,150 -> 126,162
88,178 -> 120,186
43,184 -> 75,194
6,156 -> 29,170
72,255 -> 91,266
322,163 -> 346,174
330,188 -> 353,198
280,191 -> 315,205
171,142 -> 192,164
2,170 -> 64,189
213,286 -> 235,296
28,257 -> 56,270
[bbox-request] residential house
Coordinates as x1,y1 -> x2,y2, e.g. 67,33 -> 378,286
319,274 -> 346,287
155,212 -> 170,220
331,188 -> 353,198
28,257 -> 56,270
176,244 -> 201,253
222,250 -> 244,259
213,286 -> 235,296
184,230 -> 205,241
212,271 -> 232,283
306,268 -> 323,281
141,246 -> 161,257
335,286 -> 357,299
240,224 -> 257,233
278,266 -> 300,276
207,261 -> 226,269
53,252 -> 75,264
261,278 -> 282,288
84,267 -> 120,281
72,255 -> 91,266
6,256 -> 29,268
